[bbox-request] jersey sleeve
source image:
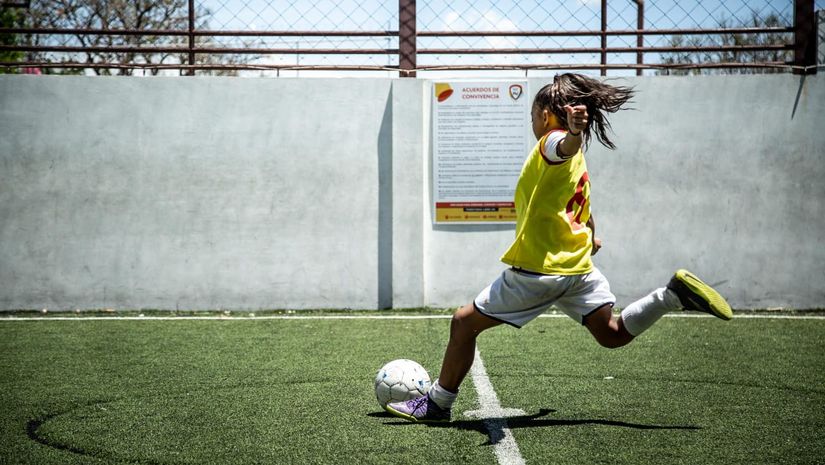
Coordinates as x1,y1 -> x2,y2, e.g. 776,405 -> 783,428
539,130 -> 571,164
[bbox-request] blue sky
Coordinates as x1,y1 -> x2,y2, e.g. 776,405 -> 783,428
194,0 -> 810,77
201,0 -> 799,31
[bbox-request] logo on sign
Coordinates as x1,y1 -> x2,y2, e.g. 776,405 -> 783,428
435,83 -> 454,102
508,84 -> 523,101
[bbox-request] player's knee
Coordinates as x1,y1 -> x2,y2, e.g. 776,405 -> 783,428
450,305 -> 483,339
449,310 -> 470,335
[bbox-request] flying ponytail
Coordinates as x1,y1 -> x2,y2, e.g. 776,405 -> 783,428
534,73 -> 634,150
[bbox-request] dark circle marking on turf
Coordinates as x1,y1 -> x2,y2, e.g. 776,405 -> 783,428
26,399 -> 175,465
23,380 -> 325,464
27,412 -> 90,457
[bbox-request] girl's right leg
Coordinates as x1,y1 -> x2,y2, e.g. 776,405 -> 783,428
385,268 -> 551,423
384,303 -> 501,423
436,303 -> 503,392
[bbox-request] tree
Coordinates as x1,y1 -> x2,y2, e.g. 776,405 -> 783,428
714,13 -> 791,74
657,34 -> 707,76
657,12 -> 793,75
22,0 -> 247,75
0,7 -> 25,73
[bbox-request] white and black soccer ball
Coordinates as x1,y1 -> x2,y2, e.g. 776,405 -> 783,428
374,359 -> 432,409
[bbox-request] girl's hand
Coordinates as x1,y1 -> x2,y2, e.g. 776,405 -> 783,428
592,237 -> 602,255
564,105 -> 588,134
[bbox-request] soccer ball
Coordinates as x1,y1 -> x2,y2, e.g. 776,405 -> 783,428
374,359 -> 432,409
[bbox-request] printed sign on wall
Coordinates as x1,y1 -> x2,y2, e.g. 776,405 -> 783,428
432,81 -> 530,223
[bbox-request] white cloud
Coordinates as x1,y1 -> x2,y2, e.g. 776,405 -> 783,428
481,11 -> 519,61
444,11 -> 462,29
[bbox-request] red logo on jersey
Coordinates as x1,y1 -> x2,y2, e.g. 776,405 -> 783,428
566,172 -> 590,231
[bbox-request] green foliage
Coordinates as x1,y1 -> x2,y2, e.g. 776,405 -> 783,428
0,9 -> 24,74
21,0 -> 245,76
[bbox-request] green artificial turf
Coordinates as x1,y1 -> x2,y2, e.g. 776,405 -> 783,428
0,314 -> 823,464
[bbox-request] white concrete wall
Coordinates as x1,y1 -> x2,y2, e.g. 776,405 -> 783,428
1,74 -> 823,310
0,76 -> 393,310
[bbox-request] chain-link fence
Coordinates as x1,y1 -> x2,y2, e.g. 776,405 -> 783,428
416,0 -> 802,76
0,0 -> 820,77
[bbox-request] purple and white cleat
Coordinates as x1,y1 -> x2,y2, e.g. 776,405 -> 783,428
385,394 -> 451,423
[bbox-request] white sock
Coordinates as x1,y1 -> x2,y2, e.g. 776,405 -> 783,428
428,379 -> 458,409
620,287 -> 682,337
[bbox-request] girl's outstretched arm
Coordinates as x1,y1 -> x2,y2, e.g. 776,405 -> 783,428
559,104 -> 587,157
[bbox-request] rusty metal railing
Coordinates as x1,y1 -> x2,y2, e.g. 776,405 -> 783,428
0,0 -> 818,76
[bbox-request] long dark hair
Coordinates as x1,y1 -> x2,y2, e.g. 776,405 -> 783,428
533,73 -> 634,150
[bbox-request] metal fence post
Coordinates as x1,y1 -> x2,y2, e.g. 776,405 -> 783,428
399,0 -> 416,77
187,0 -> 195,76
635,0 -> 644,76
819,10 -> 824,68
600,0 -> 607,76
794,0 -> 816,74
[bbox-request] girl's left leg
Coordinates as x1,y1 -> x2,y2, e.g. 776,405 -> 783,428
583,303 -> 635,348
585,284 -> 685,347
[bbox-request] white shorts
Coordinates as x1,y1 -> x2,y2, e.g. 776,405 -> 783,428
474,267 -> 616,328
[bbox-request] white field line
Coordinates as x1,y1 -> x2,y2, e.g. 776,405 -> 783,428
0,315 -> 454,321
0,313 -> 824,322
665,313 -> 825,320
467,348 -> 526,465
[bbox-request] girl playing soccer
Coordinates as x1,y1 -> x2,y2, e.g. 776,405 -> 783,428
386,73 -> 732,423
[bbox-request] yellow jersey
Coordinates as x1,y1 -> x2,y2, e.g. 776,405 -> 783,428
500,129 -> 594,275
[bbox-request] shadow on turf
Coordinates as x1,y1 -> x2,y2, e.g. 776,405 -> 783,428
370,408 -> 700,444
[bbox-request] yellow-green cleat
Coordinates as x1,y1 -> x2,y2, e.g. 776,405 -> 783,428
667,269 -> 733,320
